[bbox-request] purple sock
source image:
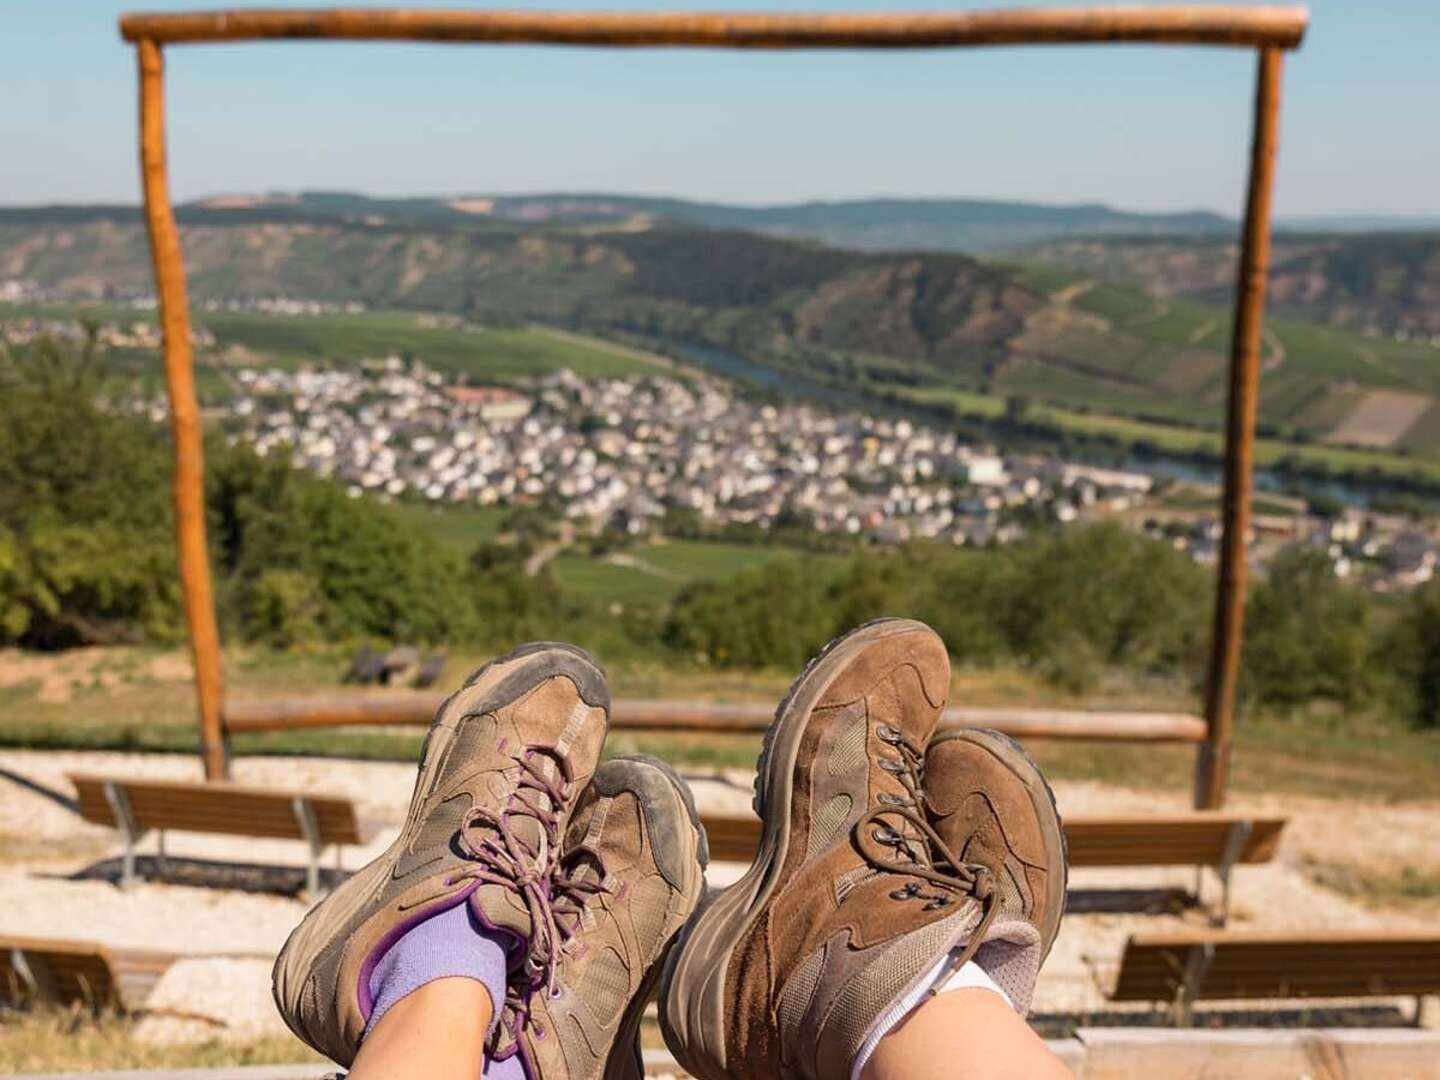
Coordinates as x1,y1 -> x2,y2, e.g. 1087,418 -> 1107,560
484,1054 -> 528,1080
363,901 -> 509,1046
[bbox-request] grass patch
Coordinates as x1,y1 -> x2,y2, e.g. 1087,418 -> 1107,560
2,303 -> 660,382
1303,859 -> 1440,912
0,1008 -> 319,1073
640,540 -> 803,581
1073,283 -> 1162,324
204,310 -> 659,379
549,555 -> 680,607
385,502 -> 508,556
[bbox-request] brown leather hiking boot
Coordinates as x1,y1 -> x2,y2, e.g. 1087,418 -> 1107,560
271,642 -> 610,1068
923,728 -> 1067,1013
492,755 -> 708,1080
660,618 -> 1002,1080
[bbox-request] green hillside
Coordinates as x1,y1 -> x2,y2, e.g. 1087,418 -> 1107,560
1015,231 -> 1440,337
6,208 -> 1440,485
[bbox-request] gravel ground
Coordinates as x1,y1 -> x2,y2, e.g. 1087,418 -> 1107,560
0,749 -> 1435,1046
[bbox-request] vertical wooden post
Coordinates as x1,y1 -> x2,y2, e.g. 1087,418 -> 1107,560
137,39 -> 229,781
1196,45 -> 1284,809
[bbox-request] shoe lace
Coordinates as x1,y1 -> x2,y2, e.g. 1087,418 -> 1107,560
448,745 -> 571,997
551,846 -> 611,951
855,724 -> 1000,964
489,819 -> 611,1068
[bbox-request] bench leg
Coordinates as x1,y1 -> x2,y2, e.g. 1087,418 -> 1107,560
10,948 -> 58,1004
103,782 -> 148,889
292,797 -> 323,898
1211,820 -> 1253,927
1172,943 -> 1215,1026
155,829 -> 168,880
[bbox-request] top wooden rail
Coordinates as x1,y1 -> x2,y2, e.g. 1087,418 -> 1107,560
119,6 -> 1308,50
222,694 -> 1208,742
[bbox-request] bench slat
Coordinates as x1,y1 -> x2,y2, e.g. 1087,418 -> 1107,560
69,774 -> 369,845
1111,932 -> 1440,1003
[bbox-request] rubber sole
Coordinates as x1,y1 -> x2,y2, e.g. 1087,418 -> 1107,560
929,727 -> 1069,963
659,618 -> 935,1080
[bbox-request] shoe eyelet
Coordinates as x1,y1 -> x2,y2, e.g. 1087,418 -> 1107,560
877,792 -> 906,806
876,724 -> 901,743
549,986 -> 562,1000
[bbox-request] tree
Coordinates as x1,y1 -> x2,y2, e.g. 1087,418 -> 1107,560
0,337 -> 182,647
1240,547 -> 1376,708
1389,579 -> 1440,728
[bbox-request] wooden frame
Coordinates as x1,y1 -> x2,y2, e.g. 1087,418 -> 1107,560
119,6 -> 1307,803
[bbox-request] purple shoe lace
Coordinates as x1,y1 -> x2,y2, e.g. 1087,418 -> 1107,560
446,745 -> 574,996
489,817 -> 613,1071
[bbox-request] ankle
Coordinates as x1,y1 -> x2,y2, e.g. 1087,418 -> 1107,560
351,977 -> 492,1080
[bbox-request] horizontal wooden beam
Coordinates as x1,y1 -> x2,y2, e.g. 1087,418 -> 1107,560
119,7 -> 1308,50
222,694 -> 1206,742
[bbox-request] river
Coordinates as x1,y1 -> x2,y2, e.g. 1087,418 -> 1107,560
645,336 -> 1396,507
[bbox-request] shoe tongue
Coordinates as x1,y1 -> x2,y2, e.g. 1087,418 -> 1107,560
470,882 -> 536,955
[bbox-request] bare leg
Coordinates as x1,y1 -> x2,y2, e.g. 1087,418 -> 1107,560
861,989 -> 1073,1080
348,977 -> 493,1080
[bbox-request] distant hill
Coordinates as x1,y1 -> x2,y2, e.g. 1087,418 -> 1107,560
0,211 -> 1039,383
6,203 -> 1440,469
0,191 -> 1233,253
1016,232 -> 1440,336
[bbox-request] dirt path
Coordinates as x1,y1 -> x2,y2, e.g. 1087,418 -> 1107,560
604,551 -> 682,581
1052,280 -> 1095,305
1187,316 -> 1218,345
1262,327 -> 1286,371
526,324 -> 678,373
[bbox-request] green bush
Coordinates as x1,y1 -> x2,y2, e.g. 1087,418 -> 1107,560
1,337 -> 474,648
208,444 -> 468,645
665,524 -> 1210,693
1240,547 -> 1378,708
1388,578 -> 1440,728
0,338 -> 182,646
666,556 -> 840,669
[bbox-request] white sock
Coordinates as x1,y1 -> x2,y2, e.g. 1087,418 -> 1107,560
848,956 -> 1013,1080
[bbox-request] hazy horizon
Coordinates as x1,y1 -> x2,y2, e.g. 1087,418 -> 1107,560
7,1 -> 1440,218
7,188 -> 1440,230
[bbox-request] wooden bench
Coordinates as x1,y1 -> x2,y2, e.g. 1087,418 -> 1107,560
69,774 -> 379,894
701,811 -> 1286,923
1110,929 -> 1440,1024
1,935 -> 174,1012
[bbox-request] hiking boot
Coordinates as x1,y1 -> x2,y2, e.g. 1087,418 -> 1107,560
492,755 -> 709,1080
660,618 -> 1001,1080
923,729 -> 1067,1011
272,642 -> 610,1067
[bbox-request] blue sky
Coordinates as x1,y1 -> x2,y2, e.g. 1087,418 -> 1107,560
5,1 -> 1438,216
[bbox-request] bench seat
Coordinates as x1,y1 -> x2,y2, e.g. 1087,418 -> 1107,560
69,774 -> 379,894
